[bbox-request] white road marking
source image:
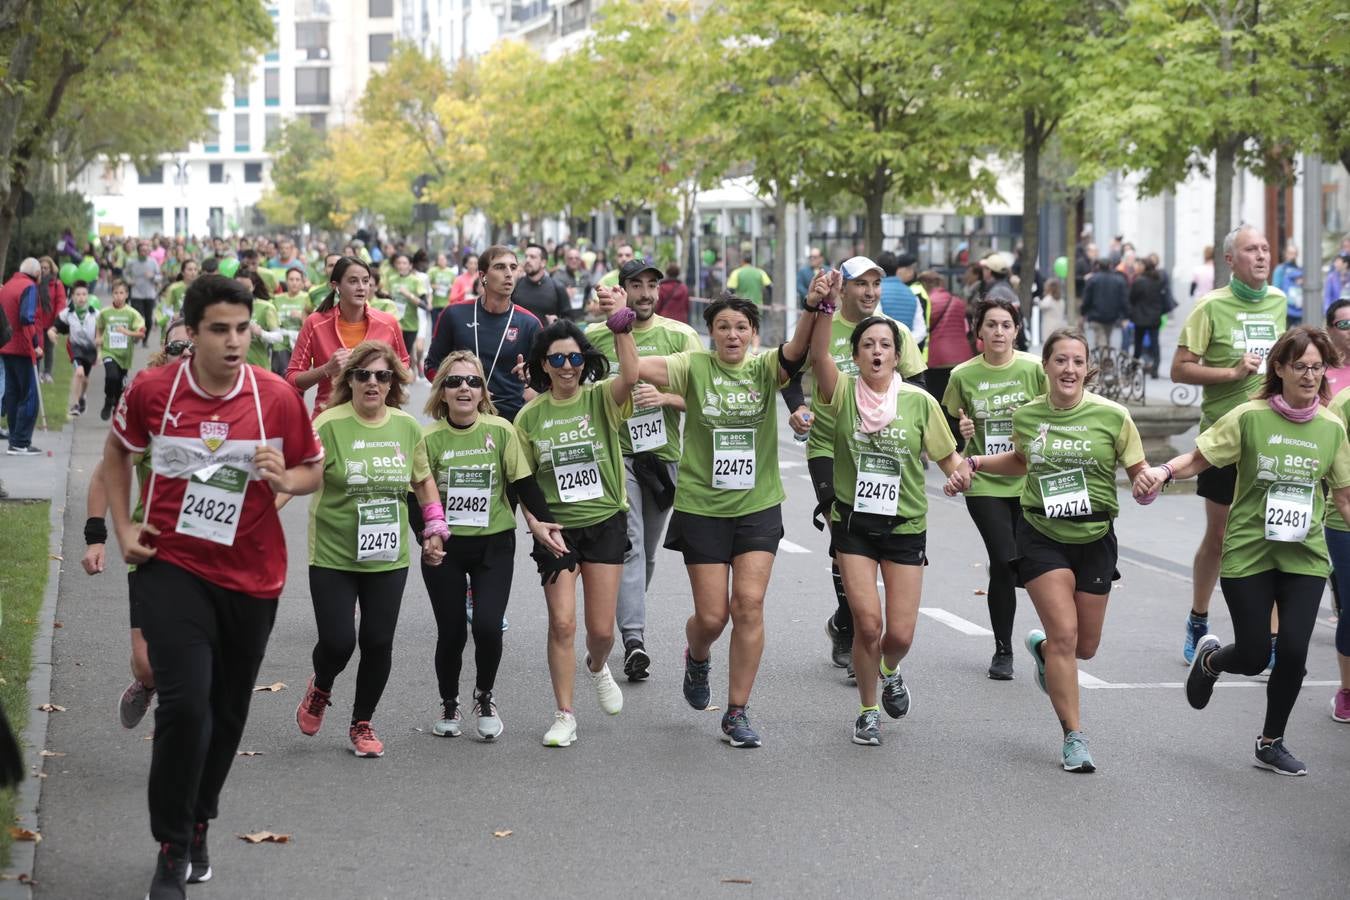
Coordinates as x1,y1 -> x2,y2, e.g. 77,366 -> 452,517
779,460 -> 802,469
778,539 -> 812,554
1077,670 -> 1109,687
918,607 -> 992,636
797,474 -> 813,481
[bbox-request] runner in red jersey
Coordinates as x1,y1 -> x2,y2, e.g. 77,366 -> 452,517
103,274 -> 323,900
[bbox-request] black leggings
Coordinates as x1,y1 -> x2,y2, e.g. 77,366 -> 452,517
1214,570 -> 1323,738
103,358 -> 127,405
964,494 -> 1022,650
809,455 -> 851,633
308,566 -> 407,724
421,532 -> 515,702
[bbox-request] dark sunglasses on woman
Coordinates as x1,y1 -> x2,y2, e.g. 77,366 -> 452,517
546,352 -> 585,368
350,368 -> 394,384
444,374 -> 484,388
165,340 -> 193,357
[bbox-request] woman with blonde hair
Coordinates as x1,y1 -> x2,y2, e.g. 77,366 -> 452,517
420,351 -> 565,741
296,341 -> 446,758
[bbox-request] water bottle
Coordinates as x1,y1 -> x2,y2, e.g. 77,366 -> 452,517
794,411 -> 812,442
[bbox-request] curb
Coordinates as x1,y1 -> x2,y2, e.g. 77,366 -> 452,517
1,424 -> 74,899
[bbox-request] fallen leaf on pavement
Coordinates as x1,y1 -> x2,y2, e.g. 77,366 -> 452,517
236,750 -> 264,757
253,682 -> 287,693
237,831 -> 291,844
36,704 -> 65,713
972,589 -> 987,595
53,622 -> 62,628
492,830 -> 512,838
143,735 -> 153,741
721,877 -> 752,884
707,705 -> 721,712
38,750 -> 65,758
9,827 -> 40,843
48,554 -> 63,561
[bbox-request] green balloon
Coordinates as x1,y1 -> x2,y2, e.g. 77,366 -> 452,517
1053,256 -> 1068,280
88,230 -> 98,242
77,257 -> 99,283
701,248 -> 715,266
218,257 -> 240,278
59,262 -> 78,286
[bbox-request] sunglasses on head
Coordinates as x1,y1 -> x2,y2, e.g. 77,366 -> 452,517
444,374 -> 483,389
165,340 -> 193,358
350,368 -> 394,384
547,352 -> 585,369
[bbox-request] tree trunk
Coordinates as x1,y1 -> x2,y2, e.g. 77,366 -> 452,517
678,180 -> 698,289
1020,107 -> 1041,313
864,188 -> 884,260
1213,137 -> 1238,286
1066,197 -> 1079,327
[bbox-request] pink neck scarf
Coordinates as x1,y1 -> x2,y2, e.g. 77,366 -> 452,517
855,372 -> 900,434
1269,394 -> 1318,423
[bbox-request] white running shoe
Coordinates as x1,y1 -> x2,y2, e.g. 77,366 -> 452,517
587,658 -> 623,715
474,690 -> 503,741
432,701 -> 462,737
542,710 -> 577,747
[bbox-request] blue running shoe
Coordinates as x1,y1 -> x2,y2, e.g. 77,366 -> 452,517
1182,613 -> 1209,665
720,707 -> 762,748
1026,629 -> 1048,696
682,648 -> 711,710
1062,730 -> 1095,772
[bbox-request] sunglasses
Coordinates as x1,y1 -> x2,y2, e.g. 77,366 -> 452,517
1333,320 -> 1350,331
165,340 -> 192,357
350,368 -> 394,384
547,352 -> 585,369
444,374 -> 484,389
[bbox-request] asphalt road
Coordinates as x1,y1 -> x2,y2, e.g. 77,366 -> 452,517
31,367 -> 1350,899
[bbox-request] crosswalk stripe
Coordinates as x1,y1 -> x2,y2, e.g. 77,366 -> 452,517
918,607 -> 992,636
778,539 -> 811,554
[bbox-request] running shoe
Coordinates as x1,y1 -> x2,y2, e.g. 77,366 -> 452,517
101,399 -> 113,421
623,639 -> 651,682
348,721 -> 384,757
432,700 -> 462,737
69,404 -> 81,417
846,661 -> 856,684
586,657 -> 623,715
1062,730 -> 1096,773
1186,634 -> 1222,710
542,710 -> 577,747
473,689 -> 503,740
720,707 -> 762,748
78,396 -> 86,414
880,670 -> 911,719
1331,689 -> 1350,723
682,648 -> 711,710
146,842 -> 189,900
988,650 -> 1015,681
119,680 -> 156,729
1182,613 -> 1209,665
1025,629 -> 1048,696
825,613 -> 852,669
296,675 -> 331,736
852,709 -> 882,746
6,445 -> 40,456
187,821 -> 211,884
1253,736 -> 1307,776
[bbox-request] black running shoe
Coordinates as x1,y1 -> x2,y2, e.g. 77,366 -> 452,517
682,647 -> 711,710
852,709 -> 881,746
623,639 -> 651,682
880,670 -> 911,719
825,614 -> 852,669
1253,736 -> 1307,776
101,399 -> 113,421
720,706 -> 762,748
1186,634 -> 1221,710
988,650 -> 1015,681
187,821 -> 210,883
146,842 -> 188,900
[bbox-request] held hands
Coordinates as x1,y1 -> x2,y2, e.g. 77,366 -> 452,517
117,522 -> 159,565
943,460 -> 973,496
529,520 -> 568,557
806,270 -> 841,311
1131,465 -> 1169,501
606,305 -> 636,334
788,406 -> 812,435
957,408 -> 975,441
595,284 -> 626,317
255,444 -> 288,493
421,534 -> 446,566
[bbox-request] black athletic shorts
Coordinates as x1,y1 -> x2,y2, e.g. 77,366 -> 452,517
402,329 -> 419,354
537,511 -> 630,568
664,505 -> 784,565
1196,462 -> 1236,506
831,522 -> 927,566
73,355 -> 96,376
128,570 -> 143,629
1015,518 -> 1119,595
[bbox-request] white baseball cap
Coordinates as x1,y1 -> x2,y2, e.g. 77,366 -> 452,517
839,255 -> 884,281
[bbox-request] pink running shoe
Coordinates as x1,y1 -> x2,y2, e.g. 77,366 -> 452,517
296,676 -> 331,736
349,721 -> 384,757
1332,689 -> 1350,724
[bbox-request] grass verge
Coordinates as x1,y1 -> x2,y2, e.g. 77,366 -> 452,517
0,500 -> 53,868
37,335 -> 74,431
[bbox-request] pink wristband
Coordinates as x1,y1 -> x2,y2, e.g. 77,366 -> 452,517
968,455 -> 981,473
1160,463 -> 1174,483
421,502 -> 450,541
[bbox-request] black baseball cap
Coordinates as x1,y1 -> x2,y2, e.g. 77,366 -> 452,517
618,259 -> 664,284
895,253 -> 917,269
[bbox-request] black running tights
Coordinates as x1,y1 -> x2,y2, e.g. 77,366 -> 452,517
965,494 -> 1022,650
420,532 -> 515,702
1214,570 -> 1323,738
809,455 -> 851,632
308,566 -> 407,724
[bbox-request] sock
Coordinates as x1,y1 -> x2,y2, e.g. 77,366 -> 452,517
1190,610 -> 1208,620
858,704 -> 880,715
879,659 -> 897,677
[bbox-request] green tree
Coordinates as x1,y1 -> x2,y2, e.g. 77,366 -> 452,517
256,120 -> 338,229
716,0 -> 998,258
0,0 -> 271,271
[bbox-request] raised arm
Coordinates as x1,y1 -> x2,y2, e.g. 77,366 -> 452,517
609,326 -> 640,408
804,269 -> 839,399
